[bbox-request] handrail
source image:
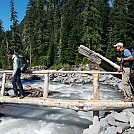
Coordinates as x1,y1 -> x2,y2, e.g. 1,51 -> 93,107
0,69 -> 123,116
0,69 -> 122,74
0,70 -> 122,97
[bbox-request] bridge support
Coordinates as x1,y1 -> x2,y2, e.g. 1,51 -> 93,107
43,73 -> 49,98
93,73 -> 99,117
1,73 -> 6,96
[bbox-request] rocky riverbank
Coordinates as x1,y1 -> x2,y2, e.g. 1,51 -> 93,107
82,108 -> 134,134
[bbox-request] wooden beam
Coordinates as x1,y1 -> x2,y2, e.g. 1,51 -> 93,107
92,73 -> 99,117
78,45 -> 120,70
93,73 -> 99,100
0,97 -> 133,111
0,70 -> 122,75
1,73 -> 6,96
43,73 -> 49,98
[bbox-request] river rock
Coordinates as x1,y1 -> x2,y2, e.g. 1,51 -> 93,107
100,118 -> 109,128
122,128 -> 134,134
105,114 -> 115,122
123,108 -> 134,113
125,111 -> 134,127
104,126 -> 117,134
107,121 -> 130,131
111,111 -> 129,123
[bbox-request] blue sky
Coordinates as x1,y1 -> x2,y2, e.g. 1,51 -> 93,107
0,0 -> 29,31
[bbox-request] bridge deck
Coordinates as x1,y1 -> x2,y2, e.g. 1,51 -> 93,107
0,96 -> 133,111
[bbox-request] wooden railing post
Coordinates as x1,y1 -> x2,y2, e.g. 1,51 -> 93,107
43,73 -> 49,98
92,73 -> 99,117
1,73 -> 6,96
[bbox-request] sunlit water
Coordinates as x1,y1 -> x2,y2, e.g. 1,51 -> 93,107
0,80 -> 123,134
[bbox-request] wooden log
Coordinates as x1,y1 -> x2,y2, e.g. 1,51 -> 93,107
1,73 -> 6,96
0,70 -> 122,75
43,73 -> 49,98
78,45 -> 120,70
92,73 -> 99,117
0,97 -> 134,111
93,74 -> 99,100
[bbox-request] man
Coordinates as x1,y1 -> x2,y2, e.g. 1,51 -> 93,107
7,51 -> 25,99
114,42 -> 133,100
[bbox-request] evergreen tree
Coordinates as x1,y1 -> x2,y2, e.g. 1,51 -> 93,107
60,0 -> 83,64
0,20 -> 10,68
106,0 -> 128,61
110,0 -> 127,45
0,20 -> 4,68
99,0 -> 110,56
10,0 -> 21,52
125,0 -> 134,45
81,0 -> 102,53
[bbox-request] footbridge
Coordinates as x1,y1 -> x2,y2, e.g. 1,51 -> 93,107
0,70 -> 134,117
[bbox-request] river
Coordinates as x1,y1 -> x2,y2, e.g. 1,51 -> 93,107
0,80 -> 123,134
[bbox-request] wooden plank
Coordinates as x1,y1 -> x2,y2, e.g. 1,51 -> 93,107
1,73 -> 6,96
0,96 -> 133,111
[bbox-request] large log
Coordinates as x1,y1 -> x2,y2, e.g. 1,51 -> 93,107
0,97 -> 134,111
78,45 -> 120,70
78,45 -> 134,87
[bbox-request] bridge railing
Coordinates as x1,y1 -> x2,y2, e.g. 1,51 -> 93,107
0,70 -> 122,98
1,70 -> 134,116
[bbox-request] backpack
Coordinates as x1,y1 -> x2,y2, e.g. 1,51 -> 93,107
126,45 -> 134,70
18,55 -> 28,73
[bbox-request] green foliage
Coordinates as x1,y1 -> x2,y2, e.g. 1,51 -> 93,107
0,0 -> 134,69
125,0 -> 134,46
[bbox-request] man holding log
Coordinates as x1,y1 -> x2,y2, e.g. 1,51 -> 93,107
114,42 -> 133,101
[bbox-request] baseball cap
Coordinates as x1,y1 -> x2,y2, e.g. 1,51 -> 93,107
114,42 -> 123,47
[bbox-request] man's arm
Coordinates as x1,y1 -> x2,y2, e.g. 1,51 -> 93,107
12,56 -> 19,77
123,56 -> 133,61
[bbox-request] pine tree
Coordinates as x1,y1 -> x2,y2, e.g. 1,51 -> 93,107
0,20 -> 4,68
81,0 -> 103,53
0,20 -> 9,68
125,0 -> 134,45
106,0 -> 128,61
60,0 -> 83,65
10,0 -> 21,52
110,0 -> 127,45
99,0 -> 110,56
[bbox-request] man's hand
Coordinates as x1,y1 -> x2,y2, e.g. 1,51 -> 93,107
11,75 -> 14,79
117,57 -> 121,62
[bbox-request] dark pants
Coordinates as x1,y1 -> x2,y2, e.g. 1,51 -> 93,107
12,69 -> 25,96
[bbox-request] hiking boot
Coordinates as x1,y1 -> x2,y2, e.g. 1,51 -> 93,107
19,95 -> 25,99
10,94 -> 19,98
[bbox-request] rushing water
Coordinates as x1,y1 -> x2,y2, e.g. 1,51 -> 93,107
0,80 -> 123,134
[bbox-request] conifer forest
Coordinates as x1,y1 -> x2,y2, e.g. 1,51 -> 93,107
0,0 -> 134,69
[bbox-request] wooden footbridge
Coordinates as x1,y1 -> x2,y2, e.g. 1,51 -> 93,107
0,70 -> 134,117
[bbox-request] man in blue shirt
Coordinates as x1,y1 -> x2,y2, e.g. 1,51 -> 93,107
7,51 -> 25,99
114,42 -> 133,67
114,42 -> 133,100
